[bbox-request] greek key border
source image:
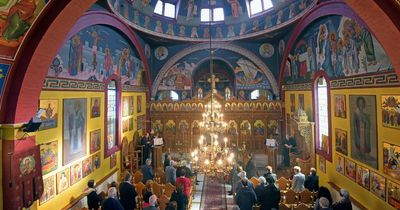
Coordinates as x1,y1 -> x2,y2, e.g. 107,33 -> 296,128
43,78 -> 147,92
282,83 -> 312,91
330,73 -> 400,89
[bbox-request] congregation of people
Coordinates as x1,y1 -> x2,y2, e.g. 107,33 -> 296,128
84,149 -> 196,210
231,160 -> 353,210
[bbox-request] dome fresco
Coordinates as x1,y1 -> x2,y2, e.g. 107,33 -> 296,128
107,0 -> 316,41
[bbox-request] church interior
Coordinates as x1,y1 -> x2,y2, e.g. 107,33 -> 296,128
0,0 -> 399,209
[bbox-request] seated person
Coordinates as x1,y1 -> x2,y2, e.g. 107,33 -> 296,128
102,187 -> 124,210
142,180 -> 154,208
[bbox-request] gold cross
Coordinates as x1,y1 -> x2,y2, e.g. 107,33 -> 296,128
207,74 -> 220,90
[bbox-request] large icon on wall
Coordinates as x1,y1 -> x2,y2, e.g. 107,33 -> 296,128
382,96 -> 400,129
40,141 -> 58,175
39,99 -> 58,130
350,95 -> 377,169
90,129 -> 101,154
63,98 -> 87,165
383,142 -> 400,180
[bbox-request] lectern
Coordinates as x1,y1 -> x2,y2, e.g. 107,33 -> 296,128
266,146 -> 278,170
153,145 -> 163,171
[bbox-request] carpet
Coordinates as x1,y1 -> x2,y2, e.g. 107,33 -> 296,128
200,176 -> 227,210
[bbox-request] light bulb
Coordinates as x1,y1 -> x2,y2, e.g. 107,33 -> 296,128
230,153 -> 234,158
224,137 -> 228,142
214,140 -> 218,146
194,156 -> 199,162
205,159 -> 210,165
217,159 -> 223,165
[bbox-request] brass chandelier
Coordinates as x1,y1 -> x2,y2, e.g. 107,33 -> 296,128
190,4 -> 234,176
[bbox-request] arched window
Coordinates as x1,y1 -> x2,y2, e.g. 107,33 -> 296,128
106,80 -> 118,156
249,0 -> 273,16
251,89 -> 260,100
154,0 -> 176,18
314,75 -> 331,160
170,90 -> 179,101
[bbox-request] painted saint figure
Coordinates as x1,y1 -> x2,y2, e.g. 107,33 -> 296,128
186,0 -> 196,20
227,0 -> 241,18
68,101 -> 85,154
316,24 -> 328,70
68,34 -> 82,76
352,97 -> 371,157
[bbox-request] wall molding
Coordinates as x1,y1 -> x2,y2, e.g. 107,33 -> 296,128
42,78 -> 147,92
329,73 -> 400,89
282,83 -> 312,91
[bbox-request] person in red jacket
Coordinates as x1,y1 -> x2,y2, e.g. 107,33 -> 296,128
175,168 -> 191,199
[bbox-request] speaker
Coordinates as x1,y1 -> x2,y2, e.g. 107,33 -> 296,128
23,120 -> 42,132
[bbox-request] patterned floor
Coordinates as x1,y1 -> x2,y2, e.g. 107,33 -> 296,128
200,176 -> 227,210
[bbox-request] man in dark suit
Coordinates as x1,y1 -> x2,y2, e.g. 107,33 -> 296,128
235,179 -> 257,210
85,179 -> 102,210
305,167 -> 319,192
245,153 -> 257,179
141,158 -> 155,183
119,173 -> 138,210
102,187 -> 124,210
259,176 -> 281,210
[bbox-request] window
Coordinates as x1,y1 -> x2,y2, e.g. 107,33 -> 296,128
154,0 -> 176,18
107,81 -> 117,151
316,76 -> 329,151
251,89 -> 260,100
201,8 -> 224,22
249,0 -> 273,16
170,91 -> 179,101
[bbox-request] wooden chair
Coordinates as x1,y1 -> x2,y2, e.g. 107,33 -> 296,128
98,191 -> 106,200
283,189 -> 298,206
250,177 -> 261,187
297,189 -> 313,205
134,182 -> 145,210
293,203 -> 312,210
277,177 -> 290,191
157,194 -> 170,210
164,183 -> 176,198
155,168 -> 166,184
152,182 -> 163,197
133,170 -> 143,184
279,203 -> 292,210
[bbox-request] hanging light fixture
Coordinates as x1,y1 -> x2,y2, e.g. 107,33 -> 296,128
191,4 -> 233,176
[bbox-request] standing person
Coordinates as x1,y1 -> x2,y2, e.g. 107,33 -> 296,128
305,168 -> 319,192
175,168 -> 192,199
263,165 -> 277,182
85,180 -> 102,210
141,159 -> 155,183
245,153 -> 257,179
235,179 -> 257,210
170,184 -> 188,210
102,187 -> 124,210
165,160 -> 177,185
143,194 -> 159,210
164,153 -> 171,171
259,176 -> 281,210
142,180 -> 154,208
141,133 -> 151,163
291,166 -> 305,192
235,171 -> 254,196
119,173 -> 138,210
283,134 -> 297,167
255,176 -> 266,204
332,189 -> 352,210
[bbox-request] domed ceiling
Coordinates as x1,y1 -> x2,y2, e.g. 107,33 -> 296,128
107,0 -> 316,41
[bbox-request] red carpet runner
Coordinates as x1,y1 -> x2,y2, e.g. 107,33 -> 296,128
199,176 -> 227,210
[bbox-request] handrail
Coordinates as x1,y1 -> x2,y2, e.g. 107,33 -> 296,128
61,168 -> 119,210
328,182 -> 368,210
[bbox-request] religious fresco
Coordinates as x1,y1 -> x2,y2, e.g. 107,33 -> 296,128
107,0 -> 315,41
47,25 -> 145,86
40,141 -> 58,175
382,96 -> 400,130
0,0 -> 50,59
234,58 -> 270,90
284,15 -> 392,84
383,142 -> 400,180
0,63 -> 10,103
158,61 -> 196,91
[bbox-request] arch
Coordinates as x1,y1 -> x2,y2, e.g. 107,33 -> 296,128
278,0 -> 400,91
152,42 -> 279,98
3,10 -> 151,123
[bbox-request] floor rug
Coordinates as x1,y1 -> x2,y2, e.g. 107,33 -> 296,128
199,176 -> 227,210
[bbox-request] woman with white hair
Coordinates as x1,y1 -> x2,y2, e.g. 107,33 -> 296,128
143,194 -> 159,210
255,176 -> 266,204
332,189 -> 352,210
102,187 -> 124,210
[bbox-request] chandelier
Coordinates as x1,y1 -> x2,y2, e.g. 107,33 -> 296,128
191,135 -> 234,176
191,4 -> 233,176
